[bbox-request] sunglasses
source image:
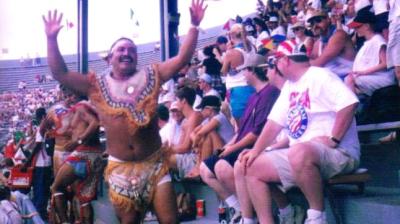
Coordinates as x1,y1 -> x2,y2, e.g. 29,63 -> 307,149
309,16 -> 325,26
292,27 -> 303,32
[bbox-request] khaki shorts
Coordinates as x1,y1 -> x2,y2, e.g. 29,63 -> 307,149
264,141 -> 358,192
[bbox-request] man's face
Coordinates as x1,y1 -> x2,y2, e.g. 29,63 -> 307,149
267,21 -> 278,30
310,16 -> 329,36
243,67 -> 254,86
198,79 -> 207,90
109,40 -> 138,74
170,109 -> 184,123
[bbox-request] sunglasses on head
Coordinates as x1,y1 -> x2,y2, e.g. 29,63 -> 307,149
309,16 -> 325,26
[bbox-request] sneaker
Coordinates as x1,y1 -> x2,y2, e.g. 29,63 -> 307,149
279,205 -> 305,224
228,207 -> 242,224
304,214 -> 328,224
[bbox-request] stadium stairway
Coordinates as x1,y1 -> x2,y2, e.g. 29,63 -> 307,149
92,142 -> 400,224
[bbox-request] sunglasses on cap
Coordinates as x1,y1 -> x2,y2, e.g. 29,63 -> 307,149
309,16 -> 325,26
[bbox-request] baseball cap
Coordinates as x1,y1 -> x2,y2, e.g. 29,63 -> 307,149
196,95 -> 221,110
236,53 -> 267,70
268,16 -> 279,22
275,40 -> 308,62
199,73 -> 212,84
347,10 -> 376,29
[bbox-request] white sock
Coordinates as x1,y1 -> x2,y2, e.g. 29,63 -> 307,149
307,209 -> 324,219
242,217 -> 257,224
225,195 -> 240,211
279,204 -> 294,216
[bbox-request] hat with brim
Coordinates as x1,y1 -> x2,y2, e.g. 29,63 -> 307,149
347,10 -> 376,29
236,53 -> 268,71
306,10 -> 328,23
196,95 -> 221,110
292,21 -> 305,29
169,101 -> 180,111
276,40 -> 309,62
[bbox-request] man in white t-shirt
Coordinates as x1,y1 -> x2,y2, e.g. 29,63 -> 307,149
235,41 -> 360,224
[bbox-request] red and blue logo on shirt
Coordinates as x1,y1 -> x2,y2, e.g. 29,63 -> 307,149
287,104 -> 308,139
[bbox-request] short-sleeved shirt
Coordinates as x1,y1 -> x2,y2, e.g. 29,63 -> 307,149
235,84 -> 281,147
268,66 -> 360,160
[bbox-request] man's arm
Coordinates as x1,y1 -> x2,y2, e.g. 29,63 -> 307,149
310,30 -> 347,66
158,0 -> 207,82
172,113 -> 203,153
331,103 -> 358,143
74,106 -> 100,143
239,120 -> 283,167
219,132 -> 258,157
44,10 -> 90,95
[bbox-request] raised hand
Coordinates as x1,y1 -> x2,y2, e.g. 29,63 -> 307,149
42,10 -> 64,39
190,0 -> 207,26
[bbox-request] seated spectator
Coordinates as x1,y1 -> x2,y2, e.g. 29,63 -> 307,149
167,87 -> 204,179
345,10 -> 396,96
308,10 -> 356,78
198,73 -> 221,99
188,95 -> 235,178
291,21 -> 314,56
235,41 -> 360,224
268,15 -> 286,37
160,101 -> 185,146
200,53 -> 281,223
0,185 -> 22,224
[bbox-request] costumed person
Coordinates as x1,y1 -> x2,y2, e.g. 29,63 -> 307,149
43,1 -> 207,223
51,100 -> 103,224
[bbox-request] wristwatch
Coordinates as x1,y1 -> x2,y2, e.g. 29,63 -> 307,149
330,136 -> 341,145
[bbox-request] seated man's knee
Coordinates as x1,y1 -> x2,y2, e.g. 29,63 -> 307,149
199,162 -> 214,180
288,144 -> 318,170
215,160 -> 233,180
233,160 -> 244,176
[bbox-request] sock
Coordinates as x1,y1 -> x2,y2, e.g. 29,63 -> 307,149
242,217 -> 257,224
307,209 -> 324,219
225,195 -> 240,211
279,204 -> 294,216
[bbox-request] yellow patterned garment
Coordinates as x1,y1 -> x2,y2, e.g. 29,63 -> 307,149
87,64 -> 161,135
104,149 -> 169,213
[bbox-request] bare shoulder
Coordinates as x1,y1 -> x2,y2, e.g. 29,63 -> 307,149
331,30 -> 348,41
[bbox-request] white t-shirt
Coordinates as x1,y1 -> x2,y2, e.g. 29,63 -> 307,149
255,31 -> 271,50
209,113 -> 235,144
159,120 -> 182,146
353,34 -> 390,76
373,0 -> 389,15
389,0 -> 400,21
0,200 -> 22,224
268,66 -> 360,160
271,26 -> 286,37
354,0 -> 371,12
204,88 -> 221,99
34,131 -> 51,167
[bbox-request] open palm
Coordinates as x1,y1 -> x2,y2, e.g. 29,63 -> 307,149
42,10 -> 64,39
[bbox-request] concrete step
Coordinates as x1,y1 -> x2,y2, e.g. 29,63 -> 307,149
93,183 -> 400,224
